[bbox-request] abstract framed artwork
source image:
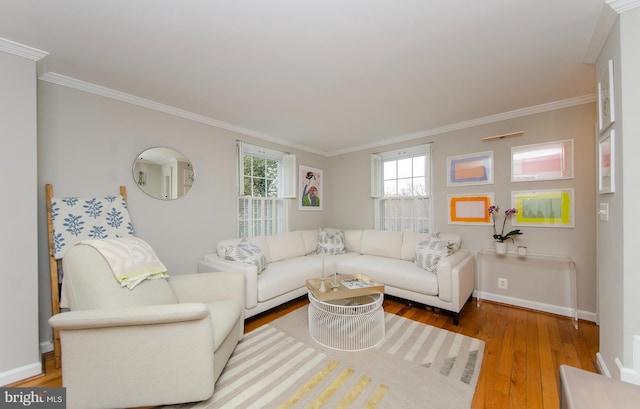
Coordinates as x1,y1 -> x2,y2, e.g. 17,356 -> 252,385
599,130 -> 615,194
598,59 -> 615,133
511,189 -> 575,228
511,139 -> 574,182
447,193 -> 494,225
446,151 -> 494,187
299,165 -> 323,210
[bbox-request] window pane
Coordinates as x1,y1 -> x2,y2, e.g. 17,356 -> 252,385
252,157 -> 265,177
397,158 -> 412,179
383,160 -> 396,180
252,178 -> 265,197
397,178 -> 412,196
413,176 -> 425,196
413,156 -> 425,176
266,159 -> 278,179
384,180 -> 397,196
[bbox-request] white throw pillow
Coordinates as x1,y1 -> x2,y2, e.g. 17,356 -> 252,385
224,237 -> 267,274
316,230 -> 346,255
415,237 -> 455,272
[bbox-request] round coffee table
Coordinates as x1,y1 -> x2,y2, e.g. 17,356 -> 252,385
308,291 -> 385,351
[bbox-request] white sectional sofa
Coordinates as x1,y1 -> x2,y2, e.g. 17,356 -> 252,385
198,228 -> 475,324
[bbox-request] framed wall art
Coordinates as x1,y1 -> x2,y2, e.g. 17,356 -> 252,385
511,139 -> 574,182
447,193 -> 494,225
299,165 -> 323,210
446,151 -> 494,187
511,189 -> 574,228
599,130 -> 615,194
598,59 -> 615,133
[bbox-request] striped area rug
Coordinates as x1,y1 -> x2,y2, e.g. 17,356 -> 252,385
168,305 -> 484,409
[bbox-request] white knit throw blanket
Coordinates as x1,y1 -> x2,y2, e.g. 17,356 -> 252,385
78,237 -> 168,289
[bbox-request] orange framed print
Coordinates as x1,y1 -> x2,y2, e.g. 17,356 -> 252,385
511,189 -> 574,228
447,151 -> 493,187
448,193 -> 494,225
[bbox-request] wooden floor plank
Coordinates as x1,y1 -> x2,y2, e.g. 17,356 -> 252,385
10,297 -> 599,409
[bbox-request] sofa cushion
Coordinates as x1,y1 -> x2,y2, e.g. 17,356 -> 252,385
257,257 -> 323,302
360,230 -> 403,259
415,237 -> 455,272
343,230 -> 363,253
300,229 -> 320,254
401,232 -> 439,261
316,230 -> 346,255
267,231 -> 307,262
337,255 -> 439,296
223,238 -> 267,274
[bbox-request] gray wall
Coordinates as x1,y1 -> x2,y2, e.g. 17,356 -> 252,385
326,104 -> 597,318
0,52 -> 40,384
35,74 -> 597,354
597,6 -> 640,380
36,81 -> 328,348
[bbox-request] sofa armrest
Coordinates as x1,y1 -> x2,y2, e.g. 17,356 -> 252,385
169,272 -> 244,308
198,255 -> 259,310
48,303 -> 210,330
436,249 -> 475,304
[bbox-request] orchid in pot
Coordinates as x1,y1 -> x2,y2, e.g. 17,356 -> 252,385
488,205 -> 523,253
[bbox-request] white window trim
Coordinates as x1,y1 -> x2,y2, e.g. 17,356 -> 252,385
372,143 -> 433,233
236,141 -> 294,237
236,141 -> 296,198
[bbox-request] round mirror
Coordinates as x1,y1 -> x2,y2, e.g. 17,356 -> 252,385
133,147 -> 194,200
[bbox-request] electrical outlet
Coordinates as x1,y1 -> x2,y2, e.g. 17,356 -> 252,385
498,278 -> 508,290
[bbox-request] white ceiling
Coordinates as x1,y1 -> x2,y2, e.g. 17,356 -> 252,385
0,0 -> 608,155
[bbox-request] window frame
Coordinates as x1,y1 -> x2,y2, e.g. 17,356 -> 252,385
372,144 -> 433,233
236,141 -> 295,238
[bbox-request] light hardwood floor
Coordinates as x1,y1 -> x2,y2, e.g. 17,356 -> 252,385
11,297 -> 599,409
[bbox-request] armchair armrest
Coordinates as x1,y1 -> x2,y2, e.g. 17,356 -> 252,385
48,303 -> 210,330
168,272 -> 245,307
198,254 -> 259,309
50,303 -> 216,408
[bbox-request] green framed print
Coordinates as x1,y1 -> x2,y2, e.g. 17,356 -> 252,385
511,189 -> 574,228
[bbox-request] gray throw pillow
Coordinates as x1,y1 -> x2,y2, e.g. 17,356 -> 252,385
224,237 -> 267,274
415,237 -> 454,272
316,230 -> 346,255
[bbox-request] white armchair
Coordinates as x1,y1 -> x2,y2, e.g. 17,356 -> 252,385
49,241 -> 244,409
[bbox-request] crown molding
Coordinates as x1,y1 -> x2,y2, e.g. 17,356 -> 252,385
328,94 -> 596,156
606,0 -> 640,13
38,71 -> 325,156
0,37 -> 48,61
39,71 -> 595,158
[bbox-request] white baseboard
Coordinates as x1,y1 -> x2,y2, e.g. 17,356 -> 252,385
597,352 -> 611,377
0,361 -> 42,387
474,290 -> 597,323
39,341 -> 53,355
615,335 -> 640,385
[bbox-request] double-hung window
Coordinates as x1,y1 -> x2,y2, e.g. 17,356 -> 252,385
371,144 -> 433,233
236,141 -> 295,238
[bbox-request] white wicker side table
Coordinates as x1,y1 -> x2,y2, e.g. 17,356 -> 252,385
307,290 -> 385,351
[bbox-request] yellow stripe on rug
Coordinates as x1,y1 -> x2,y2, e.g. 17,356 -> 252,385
278,360 -> 339,409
